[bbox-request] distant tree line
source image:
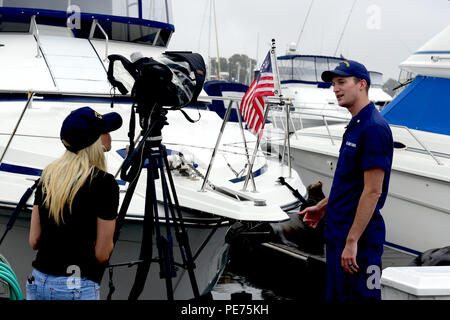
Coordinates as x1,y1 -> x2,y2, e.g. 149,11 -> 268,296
207,54 -> 400,98
208,54 -> 257,85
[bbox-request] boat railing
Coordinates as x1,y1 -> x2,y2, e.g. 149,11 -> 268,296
0,93 -> 35,165
267,103 -> 444,166
0,89 -> 125,168
268,106 -> 350,146
30,15 -> 42,58
197,94 -> 256,192
390,125 -> 443,166
197,94 -> 293,192
196,94 -> 290,161
0,90 -> 292,202
89,19 -> 109,61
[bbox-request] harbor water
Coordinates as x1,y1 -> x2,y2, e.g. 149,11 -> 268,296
211,270 -> 292,301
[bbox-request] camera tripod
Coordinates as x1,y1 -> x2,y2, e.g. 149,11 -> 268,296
108,108 -> 200,300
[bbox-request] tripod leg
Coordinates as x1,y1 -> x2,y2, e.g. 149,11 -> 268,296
103,168 -> 143,299
128,154 -> 157,300
161,146 -> 200,298
156,150 -> 177,300
113,167 -> 142,244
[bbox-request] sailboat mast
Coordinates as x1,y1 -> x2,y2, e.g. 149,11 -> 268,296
295,0 -> 314,52
207,0 -> 213,79
212,0 -> 222,80
334,0 -> 358,57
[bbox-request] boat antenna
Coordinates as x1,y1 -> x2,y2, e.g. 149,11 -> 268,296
333,0 -> 358,57
295,0 -> 315,52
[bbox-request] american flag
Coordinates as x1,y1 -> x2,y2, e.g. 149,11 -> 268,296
240,52 -> 274,137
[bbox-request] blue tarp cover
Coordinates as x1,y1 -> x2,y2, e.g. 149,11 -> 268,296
381,76 -> 450,135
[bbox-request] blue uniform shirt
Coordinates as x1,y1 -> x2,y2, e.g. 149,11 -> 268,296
325,102 -> 393,246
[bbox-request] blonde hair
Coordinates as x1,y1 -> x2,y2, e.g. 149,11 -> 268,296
40,137 -> 107,225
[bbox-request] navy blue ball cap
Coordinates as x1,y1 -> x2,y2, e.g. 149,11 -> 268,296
60,106 -> 123,153
321,60 -> 371,86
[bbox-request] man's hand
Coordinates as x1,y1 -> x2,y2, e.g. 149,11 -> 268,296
298,197 -> 328,228
341,239 -> 359,274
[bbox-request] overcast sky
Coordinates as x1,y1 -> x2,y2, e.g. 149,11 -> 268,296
168,0 -> 450,81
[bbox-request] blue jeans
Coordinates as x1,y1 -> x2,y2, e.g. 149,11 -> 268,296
26,269 -> 100,300
326,243 -> 383,300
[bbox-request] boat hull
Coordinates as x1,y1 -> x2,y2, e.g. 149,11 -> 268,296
0,207 -> 230,300
288,146 -> 450,254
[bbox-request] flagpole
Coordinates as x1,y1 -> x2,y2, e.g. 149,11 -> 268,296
242,39 -> 284,191
271,39 -> 282,98
270,39 -> 292,178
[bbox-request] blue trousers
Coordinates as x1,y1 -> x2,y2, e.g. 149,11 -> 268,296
326,243 -> 383,300
26,268 -> 100,300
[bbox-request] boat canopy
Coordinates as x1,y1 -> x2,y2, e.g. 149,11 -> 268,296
381,75 -> 450,135
277,55 -> 345,86
0,0 -> 174,47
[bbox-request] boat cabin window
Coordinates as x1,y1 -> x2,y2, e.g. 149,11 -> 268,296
1,0 -> 172,24
278,56 -> 345,84
327,58 -> 343,71
369,71 -> 383,87
0,1 -> 174,46
0,17 -> 29,32
315,57 -> 329,81
141,0 -> 173,24
278,60 -> 293,82
83,20 -> 172,46
1,0 -> 69,12
292,57 -> 316,82
398,69 -> 415,84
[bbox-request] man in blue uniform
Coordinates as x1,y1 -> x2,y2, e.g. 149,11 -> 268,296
299,60 -> 393,300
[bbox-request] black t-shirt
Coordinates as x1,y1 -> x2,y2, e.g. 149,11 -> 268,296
32,169 -> 119,284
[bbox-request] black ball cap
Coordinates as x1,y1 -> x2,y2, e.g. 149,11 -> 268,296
60,106 -> 123,153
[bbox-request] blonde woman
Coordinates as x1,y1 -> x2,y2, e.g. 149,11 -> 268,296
27,107 -> 122,300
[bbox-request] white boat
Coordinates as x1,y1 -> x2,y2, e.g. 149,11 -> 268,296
268,54 -> 392,131
0,2 -> 306,299
274,24 -> 450,256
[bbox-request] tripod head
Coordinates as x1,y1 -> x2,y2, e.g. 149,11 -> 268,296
143,106 -> 169,147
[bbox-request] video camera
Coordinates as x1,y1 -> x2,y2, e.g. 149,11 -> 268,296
107,51 -> 206,183
107,51 -> 206,130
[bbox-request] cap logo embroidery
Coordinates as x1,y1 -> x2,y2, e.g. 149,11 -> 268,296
343,61 -> 350,67
94,111 -> 103,119
61,139 -> 71,148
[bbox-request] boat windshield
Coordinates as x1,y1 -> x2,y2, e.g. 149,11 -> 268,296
0,0 -> 173,46
278,55 -> 344,84
369,71 -> 383,87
